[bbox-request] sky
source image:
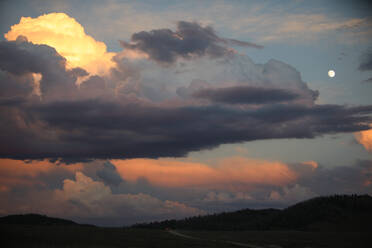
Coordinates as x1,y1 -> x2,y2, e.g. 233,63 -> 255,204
0,0 -> 372,226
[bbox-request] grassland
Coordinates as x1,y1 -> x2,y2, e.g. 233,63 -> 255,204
2,224 -> 370,248
182,230 -> 370,248
1,225 -> 229,248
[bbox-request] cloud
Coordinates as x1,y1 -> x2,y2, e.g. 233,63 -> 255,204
0,158 -> 206,225
0,159 -> 82,189
10,101 -> 368,161
203,191 -> 253,203
262,15 -> 371,42
96,161 -> 123,186
2,9 -> 372,226
4,12 -> 115,76
219,9 -> 372,44
355,127 -> 372,152
0,37 -> 77,100
111,157 -> 297,190
120,21 -> 262,65
359,50 -> 372,71
298,160 -> 372,195
0,14 -> 372,162
0,68 -> 34,101
66,1 -> 372,45
1,157 -> 371,224
224,38 -> 263,49
362,77 -> 372,83
57,171 -> 202,217
1,83 -> 371,161
0,169 -> 204,225
268,184 -> 317,203
193,85 -> 300,104
0,36 -> 66,76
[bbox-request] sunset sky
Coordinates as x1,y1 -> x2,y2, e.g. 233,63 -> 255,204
1,0 -> 372,226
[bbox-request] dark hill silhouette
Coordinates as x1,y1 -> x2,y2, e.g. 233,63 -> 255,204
133,194 -> 372,231
0,213 -> 78,226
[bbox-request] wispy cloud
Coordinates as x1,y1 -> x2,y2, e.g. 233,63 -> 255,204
84,1 -> 372,44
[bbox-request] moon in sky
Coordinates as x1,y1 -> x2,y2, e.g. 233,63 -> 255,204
328,70 -> 335,78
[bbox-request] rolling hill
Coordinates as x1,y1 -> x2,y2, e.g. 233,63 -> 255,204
0,213 -> 78,226
133,194 -> 372,231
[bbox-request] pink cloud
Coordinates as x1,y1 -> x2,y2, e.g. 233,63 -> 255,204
111,157 -> 298,191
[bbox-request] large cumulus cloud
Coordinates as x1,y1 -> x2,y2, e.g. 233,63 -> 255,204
0,19 -> 372,162
4,13 -> 115,76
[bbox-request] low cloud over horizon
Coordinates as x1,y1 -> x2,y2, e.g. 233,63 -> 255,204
0,157 -> 371,226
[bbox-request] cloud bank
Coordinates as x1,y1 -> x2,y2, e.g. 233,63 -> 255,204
1,157 -> 371,225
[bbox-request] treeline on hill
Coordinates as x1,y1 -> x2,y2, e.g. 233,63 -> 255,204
0,213 -> 78,226
133,194 -> 372,231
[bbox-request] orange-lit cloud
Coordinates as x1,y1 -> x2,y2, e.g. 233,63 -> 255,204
31,73 -> 42,97
115,48 -> 149,60
111,157 -> 298,190
5,13 -> 115,77
0,159 -> 83,188
355,128 -> 372,152
53,172 -> 203,218
300,161 -> 318,170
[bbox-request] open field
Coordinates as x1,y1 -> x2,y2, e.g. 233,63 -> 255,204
1,225 -> 231,248
182,230 -> 370,248
2,224 -> 370,248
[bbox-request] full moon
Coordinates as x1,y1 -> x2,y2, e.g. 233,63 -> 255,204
328,70 -> 335,78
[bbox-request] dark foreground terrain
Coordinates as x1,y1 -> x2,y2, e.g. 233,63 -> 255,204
1,195 -> 371,247
1,224 -> 370,248
1,225 -> 217,248
135,194 -> 372,231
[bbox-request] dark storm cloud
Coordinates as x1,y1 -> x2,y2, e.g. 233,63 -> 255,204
0,37 -> 77,99
0,99 -> 369,161
96,161 -> 123,186
193,86 -> 300,104
0,38 -> 80,161
1,34 -> 372,162
0,69 -> 34,99
0,36 -> 66,77
120,21 -> 262,64
359,50 -> 372,71
0,96 -> 25,106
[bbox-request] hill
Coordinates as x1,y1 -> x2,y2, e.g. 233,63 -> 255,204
0,213 -> 78,226
133,194 -> 372,231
